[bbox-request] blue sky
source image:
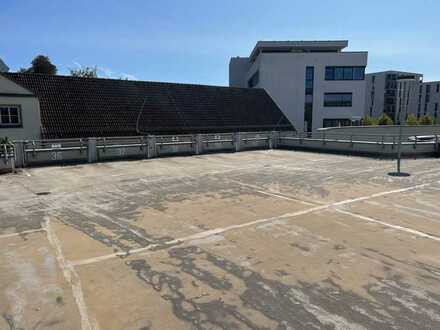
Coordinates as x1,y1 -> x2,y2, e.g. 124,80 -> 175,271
2,0 -> 439,85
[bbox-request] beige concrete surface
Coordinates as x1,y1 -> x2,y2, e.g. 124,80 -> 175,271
1,150 -> 440,329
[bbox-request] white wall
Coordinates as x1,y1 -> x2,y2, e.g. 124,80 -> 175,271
244,52 -> 367,131
0,75 -> 41,140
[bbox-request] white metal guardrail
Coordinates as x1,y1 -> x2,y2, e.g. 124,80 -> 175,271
5,130 -> 439,169
278,131 -> 440,156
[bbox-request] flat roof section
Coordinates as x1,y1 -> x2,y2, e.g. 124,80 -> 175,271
249,40 -> 349,61
1,150 -> 440,329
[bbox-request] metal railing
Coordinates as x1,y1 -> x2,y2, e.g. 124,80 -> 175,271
7,130 -> 439,169
13,131 -> 278,167
278,131 -> 439,155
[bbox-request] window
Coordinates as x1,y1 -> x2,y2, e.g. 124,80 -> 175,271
437,84 -> 440,93
304,66 -> 314,132
325,66 -> 365,80
435,103 -> 438,119
0,106 -> 21,128
324,93 -> 352,107
247,70 -> 259,88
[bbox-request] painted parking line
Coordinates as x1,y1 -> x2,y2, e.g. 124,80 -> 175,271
71,180 -> 440,267
0,228 -> 46,240
333,208 -> 440,242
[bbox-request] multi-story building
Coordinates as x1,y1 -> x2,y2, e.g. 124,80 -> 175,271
418,81 -> 440,122
364,71 -> 423,124
230,40 -> 368,132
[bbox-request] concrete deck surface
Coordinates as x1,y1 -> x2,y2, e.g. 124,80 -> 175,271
1,150 -> 440,330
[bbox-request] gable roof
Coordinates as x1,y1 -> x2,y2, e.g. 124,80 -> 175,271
1,73 -> 293,139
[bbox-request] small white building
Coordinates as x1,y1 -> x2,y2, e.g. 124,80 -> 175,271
230,40 -> 368,132
0,73 -> 41,140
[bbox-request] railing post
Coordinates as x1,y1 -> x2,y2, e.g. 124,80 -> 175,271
195,134 -> 203,155
235,132 -> 241,152
87,137 -> 97,163
436,135 -> 439,154
148,135 -> 157,158
270,131 -> 279,149
13,141 -> 26,168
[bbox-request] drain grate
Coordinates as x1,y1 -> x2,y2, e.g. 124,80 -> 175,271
35,191 -> 51,196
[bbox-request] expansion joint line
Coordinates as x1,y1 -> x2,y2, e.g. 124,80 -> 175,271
43,217 -> 99,330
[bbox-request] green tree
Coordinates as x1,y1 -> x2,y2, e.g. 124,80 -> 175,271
405,114 -> 419,126
361,115 -> 378,126
377,113 -> 394,125
419,115 -> 436,125
0,137 -> 13,153
70,66 -> 98,78
19,55 -> 57,74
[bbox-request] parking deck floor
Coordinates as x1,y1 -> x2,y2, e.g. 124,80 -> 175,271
1,150 -> 440,329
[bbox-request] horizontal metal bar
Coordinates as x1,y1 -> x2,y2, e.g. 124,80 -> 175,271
279,136 -> 435,145
97,144 -> 144,149
156,141 -> 194,146
204,139 -> 234,144
242,137 -> 270,142
25,146 -> 87,153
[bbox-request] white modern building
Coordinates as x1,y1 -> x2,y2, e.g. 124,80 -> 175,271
364,71 -> 423,124
230,40 -> 368,132
0,58 -> 9,72
419,81 -> 440,121
365,71 -> 439,124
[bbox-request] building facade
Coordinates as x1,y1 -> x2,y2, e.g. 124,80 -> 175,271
0,74 -> 42,140
230,41 -> 368,132
365,71 -> 439,124
418,81 -> 440,122
364,71 -> 423,124
0,58 -> 9,72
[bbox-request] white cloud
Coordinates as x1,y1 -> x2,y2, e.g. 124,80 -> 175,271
97,66 -> 137,80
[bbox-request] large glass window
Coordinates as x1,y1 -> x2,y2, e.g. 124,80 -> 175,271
304,66 -> 315,132
0,106 -> 21,127
343,67 -> 353,80
323,93 -> 352,107
325,66 -> 365,80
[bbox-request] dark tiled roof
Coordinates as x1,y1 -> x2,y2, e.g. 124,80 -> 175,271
2,73 -> 293,139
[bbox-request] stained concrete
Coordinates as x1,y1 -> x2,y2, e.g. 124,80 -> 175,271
1,150 -> 440,329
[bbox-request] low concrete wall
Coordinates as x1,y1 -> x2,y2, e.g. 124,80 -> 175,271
0,147 -> 15,172
319,125 -> 440,136
9,130 -> 439,169
278,133 -> 438,157
14,132 -> 276,168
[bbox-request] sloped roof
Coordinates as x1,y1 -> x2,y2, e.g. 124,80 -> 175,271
1,73 -> 293,139
0,58 -> 9,72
